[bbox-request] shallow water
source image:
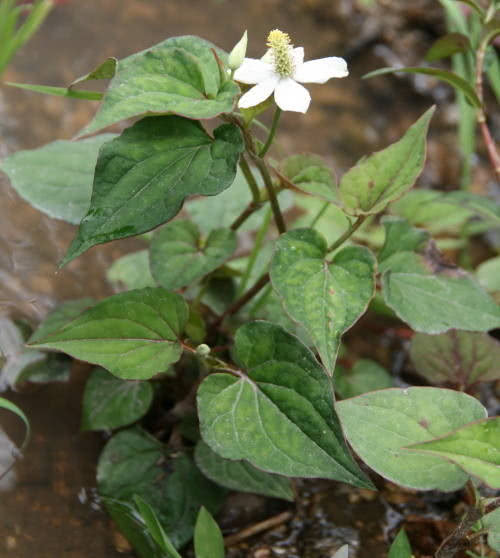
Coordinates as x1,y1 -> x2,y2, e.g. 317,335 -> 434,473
0,1 -> 448,556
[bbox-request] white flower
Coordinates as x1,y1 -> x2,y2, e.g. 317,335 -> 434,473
234,29 -> 348,114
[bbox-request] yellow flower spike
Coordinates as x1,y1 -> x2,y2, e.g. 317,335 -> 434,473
266,29 -> 294,78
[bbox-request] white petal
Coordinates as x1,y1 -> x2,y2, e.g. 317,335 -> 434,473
234,58 -> 275,84
292,47 -> 304,68
274,78 -> 311,113
293,56 -> 348,84
261,49 -> 274,64
238,76 -> 279,108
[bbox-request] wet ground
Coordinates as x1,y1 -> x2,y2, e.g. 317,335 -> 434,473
0,1 -> 487,556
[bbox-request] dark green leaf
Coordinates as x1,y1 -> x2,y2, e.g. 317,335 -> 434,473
6,81 -> 103,100
61,116 -> 243,265
81,368 -> 154,431
339,107 -> 434,215
80,35 -> 240,136
388,528 -> 412,558
0,397 -> 30,451
97,428 -> 224,549
410,330 -> 500,387
133,495 -> 181,558
337,387 -> 487,490
29,288 -> 188,380
271,228 -> 376,374
363,67 -> 481,108
335,359 -> 393,399
195,440 -> 294,501
107,250 -> 156,291
194,507 -> 225,558
378,217 -> 429,262
425,33 -> 471,62
381,249 -> 500,333
408,417 -> 500,488
279,153 -> 337,202
197,321 -> 373,489
0,136 -> 114,224
150,221 -> 236,290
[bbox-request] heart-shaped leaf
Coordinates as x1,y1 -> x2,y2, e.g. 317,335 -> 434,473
381,249 -> 500,333
81,368 -> 154,431
339,107 -> 434,215
61,116 -> 243,265
197,321 -> 373,489
150,220 -> 236,290
337,387 -> 487,491
407,417 -> 500,488
271,228 -> 376,374
0,134 -> 115,224
279,153 -> 337,202
29,288 -> 188,380
194,440 -> 294,501
81,35 -> 239,136
107,250 -> 156,291
410,330 -> 500,387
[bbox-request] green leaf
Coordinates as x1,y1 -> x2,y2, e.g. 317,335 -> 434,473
194,507 -> 225,558
388,528 -> 412,558
61,116 -> 243,265
378,216 -> 429,262
443,191 -> 500,226
270,228 -> 376,374
133,495 -> 182,558
107,250 -> 156,291
197,321 -> 373,489
477,256 -> 500,294
97,428 -> 224,549
6,82 -> 103,100
336,387 -> 487,491
194,440 -> 294,501
482,506 -> 500,552
425,33 -> 471,62
407,417 -> 500,488
102,498 -> 168,558
29,288 -> 188,380
150,221 -> 237,290
335,359 -> 393,399
455,0 -> 485,16
81,368 -> 154,431
364,67 -> 481,108
29,299 -> 96,343
80,35 -> 240,136
339,107 -> 434,216
279,153 -> 337,202
381,250 -> 500,333
410,330 -> 500,387
0,135 -> 115,224
0,397 -> 30,451
70,57 -> 117,88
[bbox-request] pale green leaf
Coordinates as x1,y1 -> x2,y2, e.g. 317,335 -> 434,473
378,216 -> 429,262
388,528 -> 412,558
194,507 -> 225,558
0,135 -> 115,224
107,250 -> 156,291
408,417 -> 500,488
29,288 -> 188,380
271,228 -> 376,374
335,359 -> 393,399
482,506 -> 500,552
337,387 -> 487,491
279,153 -> 337,202
339,107 -> 434,215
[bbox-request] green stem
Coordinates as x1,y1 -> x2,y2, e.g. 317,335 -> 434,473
327,216 -> 366,253
253,156 -> 286,233
239,155 -> 261,203
259,107 -> 282,157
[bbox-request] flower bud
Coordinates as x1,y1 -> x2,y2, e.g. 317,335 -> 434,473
228,30 -> 248,71
196,343 -> 211,357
